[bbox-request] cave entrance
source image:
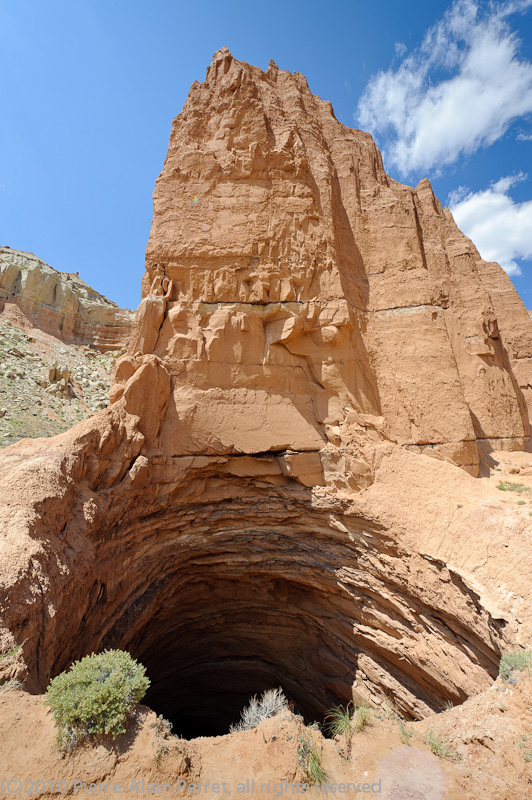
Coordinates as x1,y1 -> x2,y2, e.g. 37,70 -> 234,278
130,574 -> 354,739
47,499 -> 497,738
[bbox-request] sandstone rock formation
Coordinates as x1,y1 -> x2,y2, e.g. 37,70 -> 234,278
0,247 -> 134,351
1,49 -> 532,754
135,47 -> 532,478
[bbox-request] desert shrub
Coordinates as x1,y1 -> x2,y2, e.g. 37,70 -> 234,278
497,481 -> 531,494
423,726 -> 458,760
499,650 -> 532,681
325,702 -> 370,738
230,688 -> 289,732
352,704 -> 370,732
398,718 -> 414,744
325,701 -> 370,759
325,703 -> 353,738
297,731 -> 328,784
151,714 -> 174,767
44,649 -> 150,751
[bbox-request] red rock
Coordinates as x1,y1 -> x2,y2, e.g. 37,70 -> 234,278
0,247 -> 133,351
1,51 -> 532,757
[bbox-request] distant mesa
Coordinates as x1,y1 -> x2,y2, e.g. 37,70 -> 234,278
0,247 -> 134,352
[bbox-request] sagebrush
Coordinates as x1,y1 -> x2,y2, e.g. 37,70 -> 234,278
499,650 -> 532,681
44,649 -> 150,751
230,688 -> 289,732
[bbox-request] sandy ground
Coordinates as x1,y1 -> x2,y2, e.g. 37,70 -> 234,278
0,665 -> 531,800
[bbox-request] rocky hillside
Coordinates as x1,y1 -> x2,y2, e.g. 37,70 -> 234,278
0,316 -> 121,447
1,664 -> 531,800
0,247 -> 134,351
0,249 -> 133,446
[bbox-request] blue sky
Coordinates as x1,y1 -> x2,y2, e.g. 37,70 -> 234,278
0,0 -> 531,310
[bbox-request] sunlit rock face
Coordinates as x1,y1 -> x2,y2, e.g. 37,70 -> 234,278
0,247 -> 133,351
125,46 -> 532,477
1,49 -> 532,736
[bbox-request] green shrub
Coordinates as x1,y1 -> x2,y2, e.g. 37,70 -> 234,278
325,701 -> 370,738
324,701 -> 370,760
496,481 -> 531,494
499,650 -> 532,681
44,650 -> 150,751
325,703 -> 353,738
423,726 -> 458,760
297,731 -> 328,784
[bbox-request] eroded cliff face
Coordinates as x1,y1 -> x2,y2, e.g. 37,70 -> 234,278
0,248 -> 134,351
114,46 -> 532,479
1,50 -> 532,737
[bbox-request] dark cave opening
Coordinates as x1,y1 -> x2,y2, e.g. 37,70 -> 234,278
44,506 -> 500,740
148,663 -> 304,740
131,574 -> 355,739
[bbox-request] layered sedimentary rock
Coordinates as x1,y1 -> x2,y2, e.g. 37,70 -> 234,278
1,50 -> 532,737
130,48 -> 532,477
0,247 -> 134,351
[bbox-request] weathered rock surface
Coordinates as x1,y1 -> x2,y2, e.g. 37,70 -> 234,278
0,247 -> 134,351
135,47 -> 532,477
1,49 -> 532,776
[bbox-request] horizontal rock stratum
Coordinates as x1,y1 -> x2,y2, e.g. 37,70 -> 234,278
1,48 -> 532,754
137,47 -> 532,478
0,247 -> 134,351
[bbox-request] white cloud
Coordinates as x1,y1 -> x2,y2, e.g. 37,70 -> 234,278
394,42 -> 407,58
357,0 -> 532,175
448,174 -> 532,275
